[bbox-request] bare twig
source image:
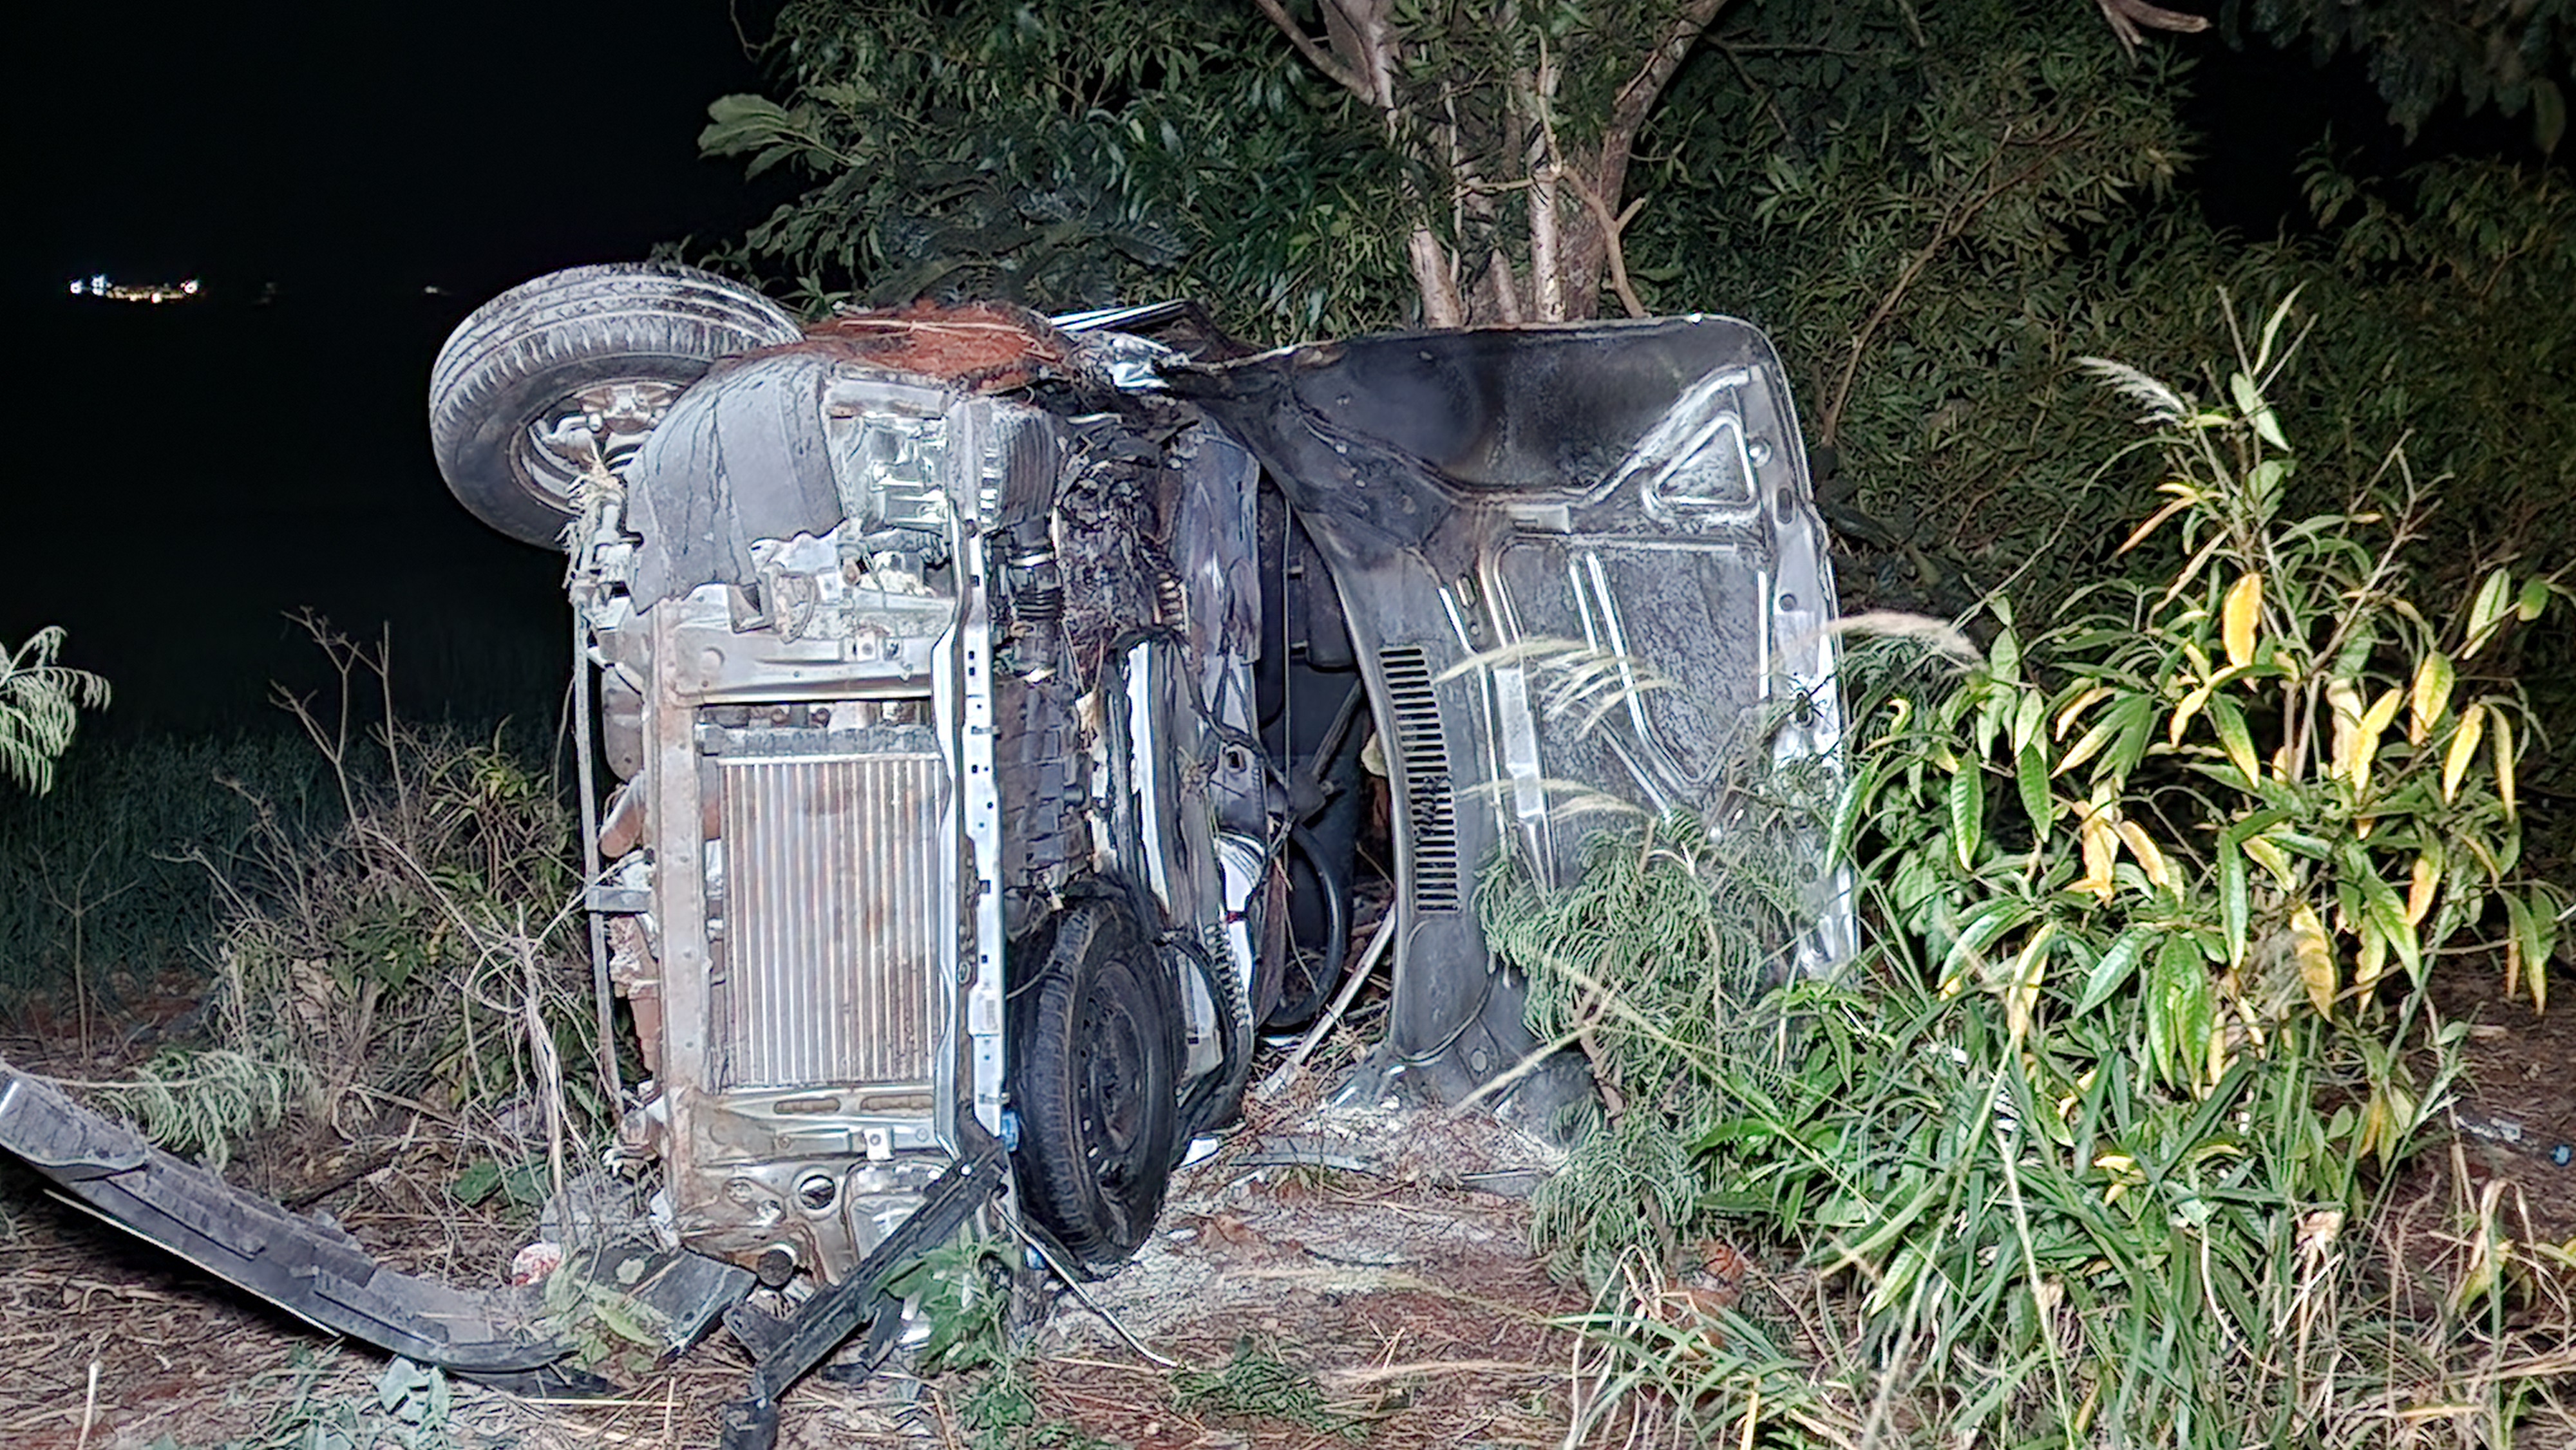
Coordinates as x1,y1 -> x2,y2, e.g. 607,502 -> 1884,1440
1819,128 -> 2085,444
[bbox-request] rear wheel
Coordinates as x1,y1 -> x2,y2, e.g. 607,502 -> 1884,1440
1009,901 -> 1179,1270
428,263 -> 802,547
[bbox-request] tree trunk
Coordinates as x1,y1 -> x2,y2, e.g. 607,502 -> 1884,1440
1255,0 -> 1728,326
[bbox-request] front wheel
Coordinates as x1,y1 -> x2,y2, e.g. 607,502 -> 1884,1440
1009,901 -> 1180,1271
428,263 -> 803,547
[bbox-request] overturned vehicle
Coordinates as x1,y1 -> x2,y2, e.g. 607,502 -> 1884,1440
0,263 -> 1850,1436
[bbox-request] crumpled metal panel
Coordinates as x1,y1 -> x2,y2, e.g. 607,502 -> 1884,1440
718,752 -> 944,1090
1182,316 -> 1852,1104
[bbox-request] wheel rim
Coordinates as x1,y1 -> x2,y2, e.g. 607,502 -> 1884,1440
1076,974 -> 1155,1191
512,377 -> 688,516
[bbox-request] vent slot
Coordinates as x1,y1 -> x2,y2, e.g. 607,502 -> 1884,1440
718,751 -> 944,1089
1379,645 -> 1461,913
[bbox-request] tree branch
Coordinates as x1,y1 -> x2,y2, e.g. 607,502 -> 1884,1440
1819,129 -> 2085,444
1572,180 -> 1650,319
1251,0 -> 1374,102
1610,0 -> 1734,139
2094,0 -> 2209,55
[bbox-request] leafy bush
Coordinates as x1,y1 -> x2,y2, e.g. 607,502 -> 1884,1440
1491,310 -> 2573,1445
61,629 -> 603,1180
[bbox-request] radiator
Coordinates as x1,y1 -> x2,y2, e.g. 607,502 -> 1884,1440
716,752 -> 945,1089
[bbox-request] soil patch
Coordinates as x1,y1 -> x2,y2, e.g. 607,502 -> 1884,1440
2427,957 -> 2576,1245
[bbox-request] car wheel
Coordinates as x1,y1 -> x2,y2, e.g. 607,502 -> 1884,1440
1010,900 -> 1180,1271
428,263 -> 803,547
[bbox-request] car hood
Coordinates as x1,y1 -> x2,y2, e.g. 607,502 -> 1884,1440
1178,317 -> 1854,1100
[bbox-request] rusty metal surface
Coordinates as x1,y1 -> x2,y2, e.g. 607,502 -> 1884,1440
717,752 -> 944,1091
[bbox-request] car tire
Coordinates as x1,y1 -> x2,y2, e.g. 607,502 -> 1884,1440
1010,900 -> 1180,1271
428,262 -> 804,547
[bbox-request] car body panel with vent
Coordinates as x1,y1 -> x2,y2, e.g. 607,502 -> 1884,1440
1185,317 -> 1854,1102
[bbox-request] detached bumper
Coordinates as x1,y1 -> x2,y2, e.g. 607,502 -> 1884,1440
0,1054 -> 569,1372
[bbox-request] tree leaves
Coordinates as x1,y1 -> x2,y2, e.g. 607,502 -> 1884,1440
0,626 -> 112,796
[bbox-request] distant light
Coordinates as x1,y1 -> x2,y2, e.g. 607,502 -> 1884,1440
66,272 -> 204,305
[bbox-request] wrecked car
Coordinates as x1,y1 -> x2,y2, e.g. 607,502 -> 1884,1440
0,261 -> 1850,1441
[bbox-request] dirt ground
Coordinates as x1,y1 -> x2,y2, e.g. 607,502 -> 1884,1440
2425,957 -> 2576,1247
3,961 -> 2570,1450
0,1009 -> 1629,1450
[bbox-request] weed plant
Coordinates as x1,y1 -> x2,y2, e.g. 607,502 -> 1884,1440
142,1348 -> 456,1450
1488,301 -> 2575,1446
65,626 -> 604,1189
0,625 -> 109,795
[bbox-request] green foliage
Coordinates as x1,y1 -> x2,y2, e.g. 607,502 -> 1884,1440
1492,323 -> 2572,1444
146,1350 -> 455,1450
886,1235 -> 1019,1376
168,714 -> 596,1163
1480,811 -> 1819,1285
92,1048 -> 301,1172
694,0 -> 1414,337
61,628 -> 598,1174
1619,3 -> 2575,652
1170,1341 -> 1356,1437
538,1245 -> 679,1373
887,1237 -> 1113,1449
2247,0 -> 2572,149
0,730 -> 341,1006
1878,296 -> 2559,1047
0,626 -> 108,795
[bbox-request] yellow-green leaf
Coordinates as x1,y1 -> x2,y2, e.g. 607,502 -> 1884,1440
2077,804 -> 2119,903
2007,925 -> 2054,1046
2222,572 -> 2263,670
2464,569 -> 2513,658
2492,711 -> 2517,822
2290,904 -> 2335,1015
2116,820 -> 2171,889
2326,678 -> 2365,785
2504,890 -> 2542,1008
2054,684 -> 2113,741
2210,697 -> 2262,786
2168,682 -> 2213,747
2405,852 -> 2439,926
2354,921 -> 2389,995
2348,686 -> 2401,794
2443,703 -> 2488,804
2409,652 -> 2454,745
2118,493 -> 2196,555
2515,577 -> 2550,623
2243,834 -> 2295,889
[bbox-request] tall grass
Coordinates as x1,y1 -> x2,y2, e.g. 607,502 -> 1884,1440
1483,305 -> 2575,1447
0,730 -> 344,1010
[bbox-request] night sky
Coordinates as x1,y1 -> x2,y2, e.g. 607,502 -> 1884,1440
5,0 -> 790,734
1,3 -> 2535,738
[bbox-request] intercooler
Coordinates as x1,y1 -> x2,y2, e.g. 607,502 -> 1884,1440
715,749 -> 946,1091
